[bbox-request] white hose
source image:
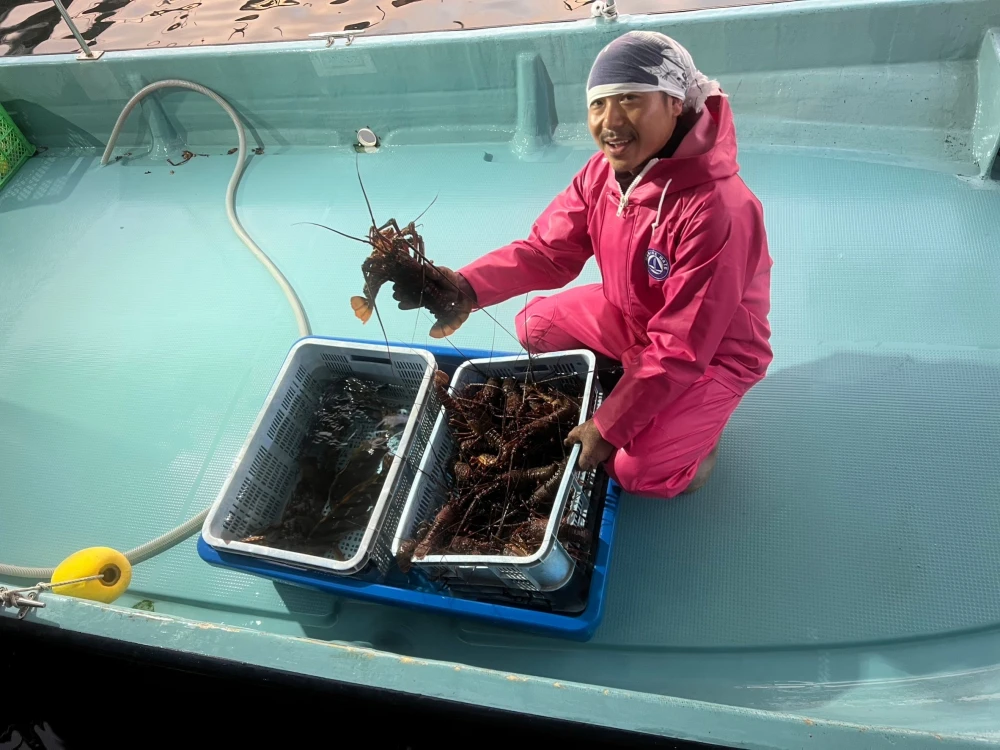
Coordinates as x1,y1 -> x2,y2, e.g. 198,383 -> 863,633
0,80 -> 311,581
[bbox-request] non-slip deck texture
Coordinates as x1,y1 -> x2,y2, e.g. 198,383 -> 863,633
2,145 -> 999,676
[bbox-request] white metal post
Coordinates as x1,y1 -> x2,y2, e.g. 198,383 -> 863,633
50,0 -> 104,60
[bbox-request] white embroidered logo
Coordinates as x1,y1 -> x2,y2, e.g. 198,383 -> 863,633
646,249 -> 670,281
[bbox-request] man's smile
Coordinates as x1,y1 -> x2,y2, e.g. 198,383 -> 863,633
603,136 -> 634,158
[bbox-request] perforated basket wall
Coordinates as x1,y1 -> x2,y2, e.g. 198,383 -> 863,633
393,350 -> 602,594
0,104 -> 34,192
202,338 -> 439,577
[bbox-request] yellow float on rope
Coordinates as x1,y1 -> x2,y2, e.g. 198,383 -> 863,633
50,547 -> 132,604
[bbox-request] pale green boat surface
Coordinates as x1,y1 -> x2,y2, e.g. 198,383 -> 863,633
2,0 -> 1000,746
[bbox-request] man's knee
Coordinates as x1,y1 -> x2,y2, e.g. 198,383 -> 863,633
611,457 -> 681,498
609,443 -> 720,498
515,309 -> 556,353
607,452 -> 645,496
681,444 -> 719,495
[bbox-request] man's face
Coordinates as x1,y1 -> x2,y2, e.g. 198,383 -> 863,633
588,92 -> 684,174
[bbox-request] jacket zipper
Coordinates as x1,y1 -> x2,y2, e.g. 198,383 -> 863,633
616,158 -> 659,217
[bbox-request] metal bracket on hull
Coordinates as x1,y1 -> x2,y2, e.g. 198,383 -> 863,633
0,575 -> 103,620
591,0 -> 619,22
309,30 -> 367,48
0,587 -> 44,619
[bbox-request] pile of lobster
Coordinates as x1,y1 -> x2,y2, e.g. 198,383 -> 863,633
396,369 -> 592,571
241,376 -> 408,559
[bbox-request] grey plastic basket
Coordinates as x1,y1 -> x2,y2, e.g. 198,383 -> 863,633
392,350 -> 600,593
202,337 -> 438,576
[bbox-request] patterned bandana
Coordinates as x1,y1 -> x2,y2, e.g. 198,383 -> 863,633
586,31 -> 723,113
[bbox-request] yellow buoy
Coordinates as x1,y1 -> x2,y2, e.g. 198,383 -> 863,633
50,547 -> 132,604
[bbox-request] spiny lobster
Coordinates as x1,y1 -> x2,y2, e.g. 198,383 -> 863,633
302,160 -> 462,333
395,369 -> 592,571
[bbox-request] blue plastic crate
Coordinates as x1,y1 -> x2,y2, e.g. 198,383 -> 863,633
198,337 -> 620,641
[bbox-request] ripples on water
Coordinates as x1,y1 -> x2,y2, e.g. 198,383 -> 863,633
0,0 -> 779,57
0,0 -> 601,56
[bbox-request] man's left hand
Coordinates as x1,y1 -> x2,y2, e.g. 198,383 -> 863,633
565,418 -> 615,470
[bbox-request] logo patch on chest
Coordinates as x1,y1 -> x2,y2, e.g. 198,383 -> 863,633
645,249 -> 670,281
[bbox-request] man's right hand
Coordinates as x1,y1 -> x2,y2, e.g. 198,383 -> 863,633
392,265 -> 477,339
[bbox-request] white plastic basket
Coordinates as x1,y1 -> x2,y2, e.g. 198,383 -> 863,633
202,337 -> 438,576
392,350 -> 600,593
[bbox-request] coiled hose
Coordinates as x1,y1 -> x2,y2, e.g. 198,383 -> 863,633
0,80 -> 311,580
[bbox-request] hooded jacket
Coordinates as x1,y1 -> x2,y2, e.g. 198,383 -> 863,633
460,96 -> 773,448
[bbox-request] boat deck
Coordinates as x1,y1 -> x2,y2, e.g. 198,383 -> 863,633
3,0 -> 1000,744
4,141 -> 1000,727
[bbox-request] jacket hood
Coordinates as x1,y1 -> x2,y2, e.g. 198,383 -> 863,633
606,95 -> 740,204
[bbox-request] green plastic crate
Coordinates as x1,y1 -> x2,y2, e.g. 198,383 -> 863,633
0,103 -> 35,191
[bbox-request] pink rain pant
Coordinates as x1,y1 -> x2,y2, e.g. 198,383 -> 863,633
515,284 -> 742,498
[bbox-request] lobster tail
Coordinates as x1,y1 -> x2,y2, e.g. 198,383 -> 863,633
350,295 -> 374,323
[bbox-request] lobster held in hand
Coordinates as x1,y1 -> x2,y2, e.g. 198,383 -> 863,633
303,159 -> 470,338
350,217 -> 462,328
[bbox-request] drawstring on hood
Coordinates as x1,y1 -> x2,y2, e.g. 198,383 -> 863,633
617,159 -> 659,216
609,95 -> 740,221
652,179 -> 672,229
620,160 -> 673,228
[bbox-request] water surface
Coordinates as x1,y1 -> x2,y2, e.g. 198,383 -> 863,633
0,0 -> 794,57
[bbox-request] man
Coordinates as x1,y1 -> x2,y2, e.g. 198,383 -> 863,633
396,31 -> 773,498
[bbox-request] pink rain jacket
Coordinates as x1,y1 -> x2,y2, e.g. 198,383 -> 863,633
460,96 -> 773,448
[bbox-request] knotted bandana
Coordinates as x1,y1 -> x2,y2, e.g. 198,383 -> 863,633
586,31 -> 723,113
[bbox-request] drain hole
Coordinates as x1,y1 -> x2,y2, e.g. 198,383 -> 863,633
357,127 -> 379,149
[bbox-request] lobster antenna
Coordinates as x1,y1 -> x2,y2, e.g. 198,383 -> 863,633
420,311 -> 491,379
413,194 -> 439,224
488,318 -> 497,368
363,267 -> 393,363
296,222 -> 371,245
522,290 -> 537,382
410,265 -> 427,344
356,153 -> 379,230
